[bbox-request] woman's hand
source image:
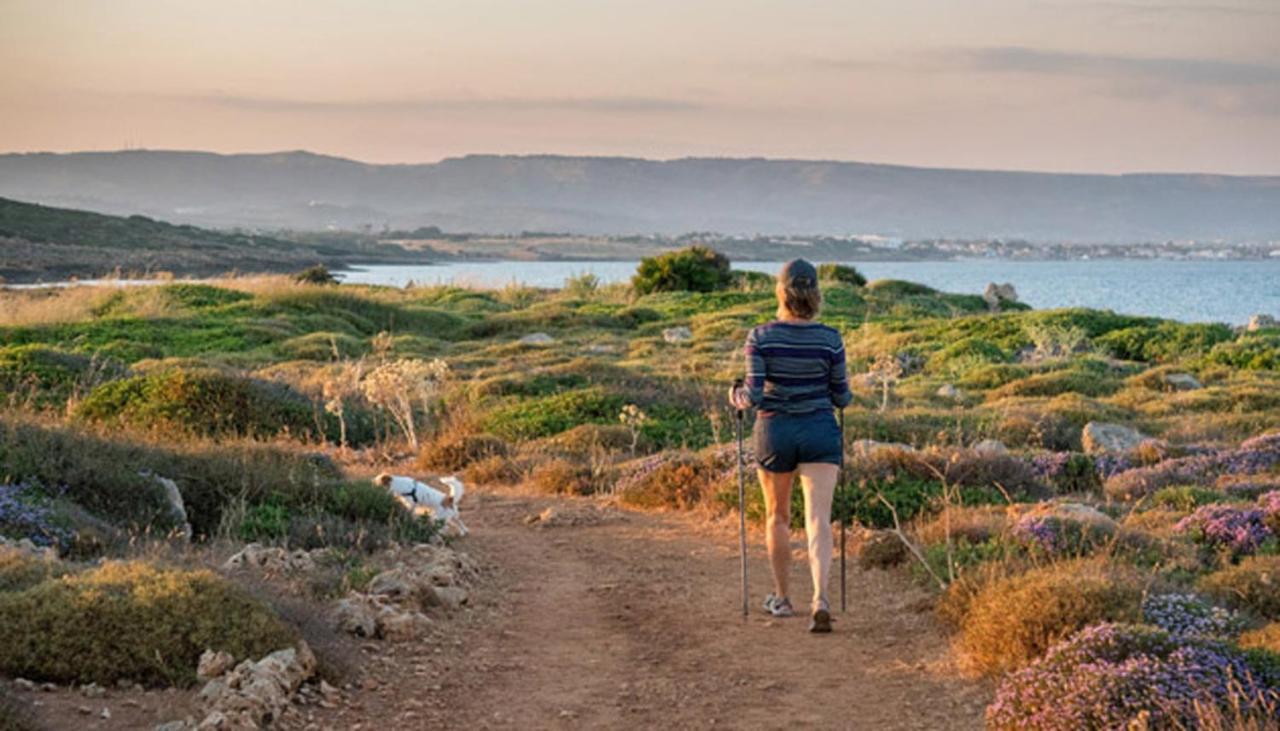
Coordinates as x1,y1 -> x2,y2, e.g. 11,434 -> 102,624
728,384 -> 752,411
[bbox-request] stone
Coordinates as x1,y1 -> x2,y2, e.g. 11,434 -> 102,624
850,439 -> 914,457
81,683 -> 106,698
1247,314 -> 1277,332
143,473 -> 193,541
518,332 -> 555,346
1081,421 -> 1150,454
367,569 -> 417,602
334,595 -> 379,638
662,326 -> 693,344
434,586 -> 469,610
1012,501 -> 1118,533
14,678 -> 36,691
223,544 -> 315,573
198,650 -> 237,681
982,282 -> 1019,311
935,383 -> 961,400
1163,373 -> 1203,391
972,439 -> 1008,456
377,609 -> 434,641
192,643 -> 316,730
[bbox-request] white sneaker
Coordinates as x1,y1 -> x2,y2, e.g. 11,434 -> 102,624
762,594 -> 795,617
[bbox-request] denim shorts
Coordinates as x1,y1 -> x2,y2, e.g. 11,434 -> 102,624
753,409 -> 842,473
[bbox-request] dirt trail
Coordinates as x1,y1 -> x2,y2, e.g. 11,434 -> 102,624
307,488 -> 990,730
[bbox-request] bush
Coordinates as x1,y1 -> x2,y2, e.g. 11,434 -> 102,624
1029,452 -> 1101,494
0,344 -> 104,407
1142,593 -> 1242,638
631,246 -> 731,295
479,387 -> 624,441
617,452 -> 722,511
294,264 -> 339,285
1148,484 -> 1225,512
418,433 -> 510,472
1198,555 -> 1280,620
0,546 -> 63,593
865,279 -> 936,296
1175,504 -> 1271,557
817,263 -> 866,287
1096,322 -> 1234,362
957,559 -> 1144,675
529,458 -> 610,496
986,623 -> 1279,730
0,561 -> 296,687
1240,622 -> 1280,654
74,368 -> 330,441
462,455 -> 524,485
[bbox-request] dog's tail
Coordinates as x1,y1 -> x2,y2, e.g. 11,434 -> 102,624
440,476 -> 465,506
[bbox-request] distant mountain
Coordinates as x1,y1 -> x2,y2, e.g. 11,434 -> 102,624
0,196 -> 417,282
1,150 -> 1278,242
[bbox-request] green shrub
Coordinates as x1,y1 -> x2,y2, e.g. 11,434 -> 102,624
0,547 -> 64,593
957,559 -> 1144,676
479,387 -> 624,441
294,264 -> 338,285
1148,485 -> 1226,512
1097,322 -> 1234,362
417,433 -> 510,472
846,475 -> 1003,529
817,263 -> 867,287
988,367 -> 1121,399
276,332 -> 365,361
926,338 -> 1009,376
1207,333 -> 1280,371
865,279 -> 936,296
0,561 -> 296,687
631,246 -> 732,295
0,344 -> 107,406
156,284 -> 251,310
1198,555 -> 1280,620
74,368 -> 329,441
237,502 -> 292,542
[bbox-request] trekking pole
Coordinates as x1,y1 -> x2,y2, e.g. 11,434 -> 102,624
839,406 -> 847,614
733,378 -> 749,620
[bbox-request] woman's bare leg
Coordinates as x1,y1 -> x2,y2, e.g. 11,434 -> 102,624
757,468 -> 794,599
798,463 -> 838,609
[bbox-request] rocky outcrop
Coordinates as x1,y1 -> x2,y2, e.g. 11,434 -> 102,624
936,383 -> 962,400
662,326 -> 693,344
159,644 -> 317,730
1163,373 -> 1203,391
518,332 -> 556,346
983,282 -> 1019,311
1081,422 -> 1150,455
223,544 -> 317,574
333,543 -> 477,641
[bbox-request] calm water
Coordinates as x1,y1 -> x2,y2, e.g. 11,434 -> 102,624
338,259 -> 1280,325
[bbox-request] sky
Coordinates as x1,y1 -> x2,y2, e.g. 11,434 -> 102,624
1,0 -> 1277,174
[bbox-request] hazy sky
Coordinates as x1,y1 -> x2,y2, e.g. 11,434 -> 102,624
1,0 -> 1277,173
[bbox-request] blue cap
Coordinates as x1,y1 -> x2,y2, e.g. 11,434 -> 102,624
779,258 -> 818,288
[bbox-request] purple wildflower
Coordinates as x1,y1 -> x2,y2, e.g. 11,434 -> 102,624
987,623 -> 1279,731
0,482 -> 69,548
1142,594 -> 1242,639
1175,504 -> 1271,555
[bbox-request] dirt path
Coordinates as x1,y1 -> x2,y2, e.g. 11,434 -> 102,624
302,488 -> 991,730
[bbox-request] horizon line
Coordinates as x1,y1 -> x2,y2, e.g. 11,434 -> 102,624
2,146 -> 1277,180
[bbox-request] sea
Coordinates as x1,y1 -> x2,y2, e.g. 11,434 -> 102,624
336,259 -> 1280,326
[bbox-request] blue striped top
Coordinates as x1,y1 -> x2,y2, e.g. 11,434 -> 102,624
743,320 -> 853,415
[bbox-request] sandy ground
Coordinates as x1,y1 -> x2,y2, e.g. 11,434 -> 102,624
301,488 -> 991,731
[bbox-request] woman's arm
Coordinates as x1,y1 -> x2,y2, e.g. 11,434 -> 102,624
731,327 -> 765,408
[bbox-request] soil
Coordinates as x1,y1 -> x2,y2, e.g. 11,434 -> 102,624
6,486 -> 990,730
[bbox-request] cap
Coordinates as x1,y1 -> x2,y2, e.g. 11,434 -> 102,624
779,258 -> 818,288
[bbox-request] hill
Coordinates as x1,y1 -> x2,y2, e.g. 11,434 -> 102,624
0,196 -> 423,282
1,150 -> 1278,242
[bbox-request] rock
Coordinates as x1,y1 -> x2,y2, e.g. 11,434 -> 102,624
1012,501 -> 1118,534
198,650 -> 237,681
81,682 -> 106,698
377,609 -> 433,641
140,472 -> 192,541
434,586 -> 469,610
334,595 -> 379,638
935,383 -> 961,400
1163,373 -> 1203,391
193,643 -> 316,730
367,568 -> 417,602
518,332 -> 555,346
100,708 -> 111,720
972,439 -> 1008,456
850,439 -> 914,457
662,326 -> 693,344
1081,421 -> 1149,455
983,282 -> 1019,311
586,343 -> 617,354
223,544 -> 315,574
14,678 -> 35,691
857,531 -> 907,570
1247,314 -> 1277,332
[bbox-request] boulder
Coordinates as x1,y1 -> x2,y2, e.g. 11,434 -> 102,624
376,608 -> 433,641
1163,373 -> 1203,391
1081,422 -> 1149,455
1011,501 -> 1118,534
334,595 -> 378,638
140,473 -> 192,541
518,332 -> 556,346
983,282 -> 1019,311
180,643 -> 316,731
972,439 -> 1008,456
662,326 -> 693,344
935,383 -> 962,400
223,544 -> 315,574
1247,314 -> 1277,332
197,650 -> 236,681
434,586 -> 469,610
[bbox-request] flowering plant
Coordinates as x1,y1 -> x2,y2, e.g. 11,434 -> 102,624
1175,504 -> 1271,556
360,358 -> 449,449
0,482 -> 70,548
987,623 -> 1278,730
1142,593 -> 1242,639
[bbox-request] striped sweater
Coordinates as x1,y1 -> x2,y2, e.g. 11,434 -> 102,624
743,320 -> 853,415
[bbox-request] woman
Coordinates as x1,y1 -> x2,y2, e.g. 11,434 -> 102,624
730,259 -> 852,633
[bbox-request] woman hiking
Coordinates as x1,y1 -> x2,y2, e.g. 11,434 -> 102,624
729,259 -> 852,633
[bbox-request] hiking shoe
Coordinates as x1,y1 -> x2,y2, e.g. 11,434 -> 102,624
809,599 -> 832,634
762,594 -> 795,618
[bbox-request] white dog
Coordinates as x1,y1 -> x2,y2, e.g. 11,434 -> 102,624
374,473 -> 469,536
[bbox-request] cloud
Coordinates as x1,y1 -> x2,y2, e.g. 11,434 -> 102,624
1066,1 -> 1280,19
955,47 -> 1280,86
163,93 -> 705,115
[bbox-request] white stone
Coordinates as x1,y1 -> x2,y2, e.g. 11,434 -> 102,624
935,383 -> 961,400
1163,373 -> 1203,391
1081,421 -> 1150,454
972,439 -> 1008,456
198,650 -> 236,681
662,326 -> 693,344
518,332 -> 556,346
982,282 -> 1019,310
